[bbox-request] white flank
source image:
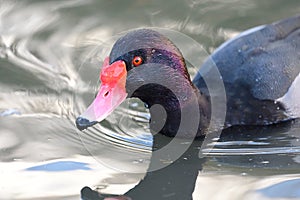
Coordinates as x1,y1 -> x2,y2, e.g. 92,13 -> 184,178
277,73 -> 300,118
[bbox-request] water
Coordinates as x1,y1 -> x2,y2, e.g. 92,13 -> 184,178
0,0 -> 300,199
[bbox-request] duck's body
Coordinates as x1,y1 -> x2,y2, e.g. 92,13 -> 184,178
194,15 -> 300,127
76,15 -> 300,138
78,16 -> 300,200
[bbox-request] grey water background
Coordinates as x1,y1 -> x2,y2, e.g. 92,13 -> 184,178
0,0 -> 300,199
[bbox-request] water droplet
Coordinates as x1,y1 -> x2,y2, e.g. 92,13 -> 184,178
261,160 -> 269,164
130,102 -> 139,108
132,159 -> 145,164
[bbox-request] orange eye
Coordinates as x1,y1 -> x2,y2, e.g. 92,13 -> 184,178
132,56 -> 143,67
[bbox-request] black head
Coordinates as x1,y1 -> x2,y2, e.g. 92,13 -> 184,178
110,29 -> 191,81
76,29 -> 205,137
109,29 -> 194,107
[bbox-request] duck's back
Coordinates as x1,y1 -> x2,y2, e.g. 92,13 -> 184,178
193,15 -> 300,126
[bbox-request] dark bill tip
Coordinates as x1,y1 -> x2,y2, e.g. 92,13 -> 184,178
75,116 -> 97,131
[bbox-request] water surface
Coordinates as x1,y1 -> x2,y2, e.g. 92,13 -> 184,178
0,0 -> 300,199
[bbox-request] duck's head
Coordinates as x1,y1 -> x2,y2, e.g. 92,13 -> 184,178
76,29 -> 204,136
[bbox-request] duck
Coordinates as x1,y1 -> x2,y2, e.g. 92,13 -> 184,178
76,15 -> 300,138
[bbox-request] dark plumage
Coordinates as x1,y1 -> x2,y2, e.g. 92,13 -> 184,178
76,15 -> 300,138
193,15 -> 300,126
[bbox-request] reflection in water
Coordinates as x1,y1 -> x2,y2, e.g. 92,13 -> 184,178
207,121 -> 300,172
26,161 -> 91,171
82,120 -> 300,199
0,0 -> 300,199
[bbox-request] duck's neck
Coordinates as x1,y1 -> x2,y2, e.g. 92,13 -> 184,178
150,87 -> 210,138
135,80 -> 210,138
